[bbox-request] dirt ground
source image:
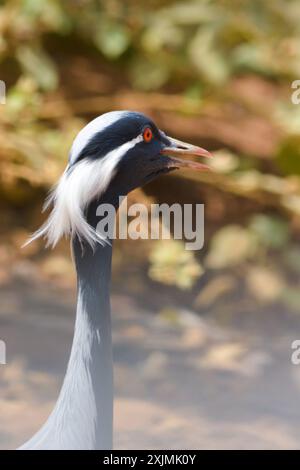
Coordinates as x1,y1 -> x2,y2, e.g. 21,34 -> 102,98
1,275 -> 300,450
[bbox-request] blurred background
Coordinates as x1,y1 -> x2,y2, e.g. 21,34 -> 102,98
1,0 -> 300,449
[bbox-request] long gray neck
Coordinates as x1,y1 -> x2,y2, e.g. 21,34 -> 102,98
64,199 -> 115,450
71,234 -> 114,449
22,199 -> 116,450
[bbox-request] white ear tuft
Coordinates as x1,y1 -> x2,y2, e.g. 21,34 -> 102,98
23,163 -> 107,249
23,134 -> 143,249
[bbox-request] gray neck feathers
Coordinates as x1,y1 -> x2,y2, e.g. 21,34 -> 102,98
20,199 -> 115,450
59,199 -> 115,450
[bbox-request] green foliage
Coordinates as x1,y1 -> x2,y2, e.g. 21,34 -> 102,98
206,215 -> 290,270
205,225 -> 258,269
149,239 -> 203,290
3,0 -> 300,92
16,46 -> 58,91
249,214 -> 289,249
1,0 -> 300,304
276,136 -> 300,176
94,23 -> 131,59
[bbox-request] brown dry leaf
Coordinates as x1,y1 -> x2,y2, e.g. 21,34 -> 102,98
199,342 -> 247,372
245,266 -> 284,303
195,274 -> 236,307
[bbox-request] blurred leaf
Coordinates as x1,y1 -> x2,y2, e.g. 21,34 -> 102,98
159,1 -> 215,25
149,239 -> 203,290
183,83 -> 203,102
195,274 -> 236,307
246,265 -> 284,303
232,170 -> 262,192
22,0 -> 69,31
129,59 -> 169,90
210,150 -> 240,174
189,27 -> 229,84
281,194 -> 300,215
232,43 -> 276,76
94,23 -> 131,59
206,225 -> 258,269
199,342 -> 247,372
16,46 -> 58,91
276,135 -> 300,176
275,103 -> 300,134
142,19 -> 184,52
249,214 -> 289,249
6,76 -> 40,118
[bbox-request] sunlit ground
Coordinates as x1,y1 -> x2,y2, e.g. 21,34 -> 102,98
1,269 -> 300,450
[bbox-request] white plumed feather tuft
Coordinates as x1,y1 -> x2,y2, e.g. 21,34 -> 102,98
23,135 -> 143,249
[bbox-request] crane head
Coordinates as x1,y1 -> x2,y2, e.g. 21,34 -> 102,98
69,110 -> 212,189
25,111 -> 212,249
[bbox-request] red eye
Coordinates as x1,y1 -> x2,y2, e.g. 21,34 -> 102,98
143,127 -> 153,142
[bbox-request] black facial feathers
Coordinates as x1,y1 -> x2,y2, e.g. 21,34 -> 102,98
70,112 -> 160,166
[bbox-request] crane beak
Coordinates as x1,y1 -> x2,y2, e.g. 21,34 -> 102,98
160,136 -> 213,171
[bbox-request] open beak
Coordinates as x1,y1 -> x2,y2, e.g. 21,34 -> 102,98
160,136 -> 213,171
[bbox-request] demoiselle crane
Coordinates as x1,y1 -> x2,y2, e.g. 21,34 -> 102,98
20,111 -> 212,450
